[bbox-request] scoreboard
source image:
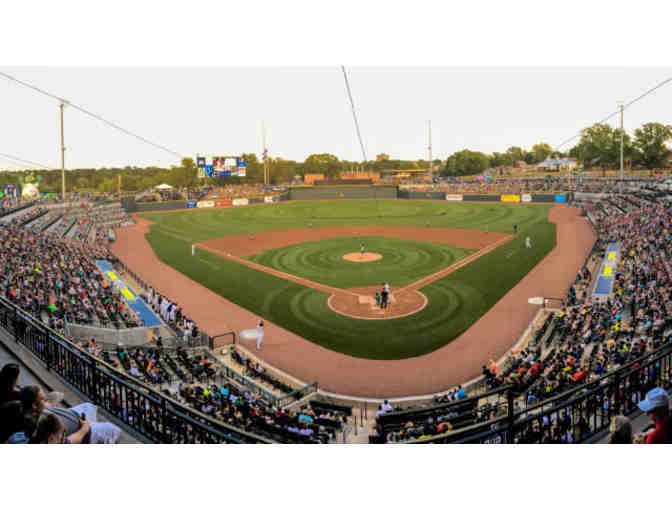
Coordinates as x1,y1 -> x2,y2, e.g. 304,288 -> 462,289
196,155 -> 246,178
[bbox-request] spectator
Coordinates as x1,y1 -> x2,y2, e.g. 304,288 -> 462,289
607,415 -> 632,444
380,399 -> 393,413
0,363 -> 63,407
0,400 -> 25,443
0,363 -> 21,405
636,388 -> 672,444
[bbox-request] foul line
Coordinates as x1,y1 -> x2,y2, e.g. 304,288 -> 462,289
195,244 -> 361,298
399,234 -> 515,293
196,234 -> 514,308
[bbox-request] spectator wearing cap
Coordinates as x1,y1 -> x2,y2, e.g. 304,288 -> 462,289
380,399 -> 393,413
636,388 -> 672,444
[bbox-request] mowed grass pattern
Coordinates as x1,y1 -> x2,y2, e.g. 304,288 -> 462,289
247,236 -> 474,288
140,200 -> 549,243
142,201 -> 556,359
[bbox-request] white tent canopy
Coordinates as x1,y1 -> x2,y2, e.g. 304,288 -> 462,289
154,183 -> 173,190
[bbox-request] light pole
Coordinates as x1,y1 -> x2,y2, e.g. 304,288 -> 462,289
428,120 -> 433,177
59,102 -> 67,201
618,100 -> 624,183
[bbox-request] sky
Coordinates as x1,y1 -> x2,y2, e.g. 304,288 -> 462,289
1,67 -> 671,171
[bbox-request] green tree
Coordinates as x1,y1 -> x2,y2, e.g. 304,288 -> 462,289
490,152 -> 513,167
505,146 -> 526,164
575,123 -> 633,169
303,153 -> 342,179
443,150 -> 490,176
632,122 -> 672,169
530,143 -> 553,164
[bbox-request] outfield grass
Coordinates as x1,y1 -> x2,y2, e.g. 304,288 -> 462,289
142,201 -> 556,359
247,236 -> 474,288
140,200 -> 549,243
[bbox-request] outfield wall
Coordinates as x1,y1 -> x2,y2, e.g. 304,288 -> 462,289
122,189 -> 568,213
124,192 -> 290,213
289,185 -> 397,200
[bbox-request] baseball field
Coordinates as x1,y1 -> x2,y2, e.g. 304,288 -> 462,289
138,200 -> 556,360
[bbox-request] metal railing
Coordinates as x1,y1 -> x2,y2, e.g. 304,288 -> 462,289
277,381 -> 319,408
404,341 -> 672,443
0,296 -> 274,444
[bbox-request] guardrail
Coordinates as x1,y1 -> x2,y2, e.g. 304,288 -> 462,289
405,341 -> 672,443
277,381 -> 319,408
0,295 -> 274,444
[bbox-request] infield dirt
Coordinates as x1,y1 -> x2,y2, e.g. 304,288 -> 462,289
112,205 -> 593,398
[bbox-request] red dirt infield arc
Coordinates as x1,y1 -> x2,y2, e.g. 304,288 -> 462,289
111,204 -> 594,398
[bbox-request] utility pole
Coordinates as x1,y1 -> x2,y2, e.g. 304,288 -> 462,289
59,102 -> 66,201
428,120 -> 433,176
262,122 -> 269,186
618,101 -> 624,183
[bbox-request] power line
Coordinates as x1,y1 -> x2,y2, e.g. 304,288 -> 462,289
0,152 -> 55,170
554,75 -> 672,151
342,66 -> 368,163
0,69 -> 186,160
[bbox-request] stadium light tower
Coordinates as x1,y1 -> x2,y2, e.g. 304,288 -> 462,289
262,122 -> 269,185
59,101 -> 68,201
618,101 -> 624,182
428,120 -> 433,176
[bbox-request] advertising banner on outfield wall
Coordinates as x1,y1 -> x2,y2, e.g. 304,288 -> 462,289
248,197 -> 263,204
501,194 -> 521,203
197,201 -> 214,208
445,194 -> 463,201
531,194 -> 555,203
521,194 -> 532,203
264,196 -> 274,203
215,200 -> 232,207
407,191 -> 445,200
463,194 -> 500,202
573,192 -> 609,201
186,200 -> 197,209
554,194 -> 567,203
232,198 -> 249,206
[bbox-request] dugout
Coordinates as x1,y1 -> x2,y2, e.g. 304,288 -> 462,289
289,185 -> 397,200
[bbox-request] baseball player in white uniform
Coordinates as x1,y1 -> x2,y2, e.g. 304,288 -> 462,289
525,236 -> 532,249
256,320 -> 264,350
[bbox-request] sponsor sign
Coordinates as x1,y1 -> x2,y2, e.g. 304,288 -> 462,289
272,196 -> 282,202
554,194 -> 567,203
215,200 -> 232,208
501,194 -> 521,203
232,198 -> 249,206
186,200 -> 197,209
197,200 -> 215,208
264,196 -> 274,203
521,194 -> 532,203
463,194 -> 498,201
445,194 -> 463,201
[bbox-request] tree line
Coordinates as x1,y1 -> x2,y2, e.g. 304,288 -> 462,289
1,121 -> 669,190
0,153 -> 443,192
442,122 -> 672,176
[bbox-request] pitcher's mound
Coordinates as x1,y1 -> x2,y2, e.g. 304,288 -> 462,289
343,252 -> 383,262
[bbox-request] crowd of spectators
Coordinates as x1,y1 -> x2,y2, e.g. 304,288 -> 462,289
376,188 -> 672,443
0,211 -> 140,330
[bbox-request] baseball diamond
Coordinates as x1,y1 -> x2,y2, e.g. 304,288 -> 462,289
108,198 -> 594,397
